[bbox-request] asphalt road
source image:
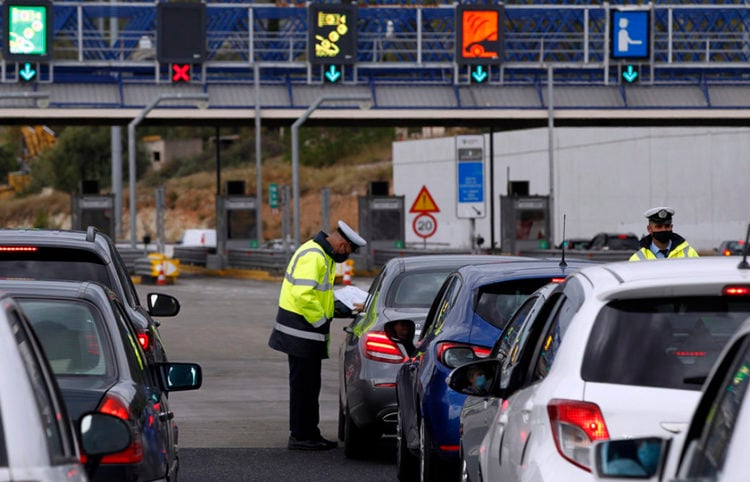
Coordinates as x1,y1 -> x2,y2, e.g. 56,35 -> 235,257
137,273 -> 400,481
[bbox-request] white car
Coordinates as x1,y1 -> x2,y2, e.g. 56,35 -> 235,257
476,257 -> 750,482
592,310 -> 750,482
0,290 -> 130,481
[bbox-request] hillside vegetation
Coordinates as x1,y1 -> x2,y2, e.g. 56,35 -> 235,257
0,133 -> 394,243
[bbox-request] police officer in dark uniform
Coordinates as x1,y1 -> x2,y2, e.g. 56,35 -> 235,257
268,220 -> 367,450
629,207 -> 699,261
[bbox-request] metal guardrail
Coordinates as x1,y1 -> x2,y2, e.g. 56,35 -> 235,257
173,246 -> 213,267
227,249 -> 293,273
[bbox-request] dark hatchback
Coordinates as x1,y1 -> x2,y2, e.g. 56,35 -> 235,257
0,227 -> 180,365
337,254 -> 509,458
587,232 -> 640,251
0,279 -> 202,482
389,258 -> 595,482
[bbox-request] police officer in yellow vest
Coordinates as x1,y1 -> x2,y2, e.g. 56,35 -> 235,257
629,207 -> 699,261
269,220 -> 367,451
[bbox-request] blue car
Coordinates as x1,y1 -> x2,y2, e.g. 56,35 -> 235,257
389,258 -> 594,482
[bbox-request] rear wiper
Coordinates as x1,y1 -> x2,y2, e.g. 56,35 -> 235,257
683,375 -> 707,385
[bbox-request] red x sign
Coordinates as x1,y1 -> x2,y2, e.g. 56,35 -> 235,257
171,64 -> 190,83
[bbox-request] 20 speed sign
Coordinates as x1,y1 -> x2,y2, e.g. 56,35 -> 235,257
413,213 -> 437,239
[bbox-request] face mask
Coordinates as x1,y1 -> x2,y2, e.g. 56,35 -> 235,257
332,252 -> 349,263
652,231 -> 671,243
474,374 -> 487,389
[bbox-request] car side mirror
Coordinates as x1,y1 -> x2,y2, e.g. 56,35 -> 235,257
148,292 -> 180,317
157,362 -> 203,391
591,437 -> 667,481
447,359 -> 502,398
79,412 -> 132,479
384,319 -> 417,358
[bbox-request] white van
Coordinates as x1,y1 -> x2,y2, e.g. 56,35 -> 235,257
177,229 -> 216,248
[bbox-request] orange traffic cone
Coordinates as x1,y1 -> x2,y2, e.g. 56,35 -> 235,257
156,263 -> 168,286
342,261 -> 352,286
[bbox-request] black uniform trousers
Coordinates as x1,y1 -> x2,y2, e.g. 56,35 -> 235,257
288,354 -> 322,440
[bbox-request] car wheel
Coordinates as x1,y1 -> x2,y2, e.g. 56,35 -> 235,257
338,401 -> 345,441
419,419 -> 445,482
397,410 -> 418,481
460,453 -> 471,482
343,405 -> 368,459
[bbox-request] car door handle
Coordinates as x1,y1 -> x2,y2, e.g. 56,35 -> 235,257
159,411 -> 174,421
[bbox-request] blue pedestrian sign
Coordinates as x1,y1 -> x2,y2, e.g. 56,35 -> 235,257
611,10 -> 649,59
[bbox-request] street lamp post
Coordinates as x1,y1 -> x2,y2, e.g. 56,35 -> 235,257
291,94 -> 372,245
127,93 -> 209,247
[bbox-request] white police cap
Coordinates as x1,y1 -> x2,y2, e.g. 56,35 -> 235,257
337,220 -> 367,249
644,206 -> 675,224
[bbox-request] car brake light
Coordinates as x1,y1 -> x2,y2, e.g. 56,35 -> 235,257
96,393 -> 143,464
437,342 -> 491,369
0,246 -> 38,252
547,399 -> 609,472
724,286 -> 750,296
363,331 -> 407,363
550,277 -> 566,283
137,333 -> 150,351
617,234 -> 628,239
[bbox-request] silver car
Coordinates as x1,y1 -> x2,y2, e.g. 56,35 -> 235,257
0,290 -> 130,481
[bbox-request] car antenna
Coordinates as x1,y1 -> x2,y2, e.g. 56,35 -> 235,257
559,214 -> 568,269
738,223 -> 750,269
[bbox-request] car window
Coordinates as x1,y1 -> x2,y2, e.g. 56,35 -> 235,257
111,298 -> 148,383
0,247 -> 112,286
8,305 -> 74,463
491,294 -> 538,360
21,300 -> 113,377
388,269 -> 455,308
110,243 -> 140,306
682,337 -> 750,478
475,278 -> 555,330
581,297 -> 750,390
533,295 -> 577,381
0,406 -> 6,468
421,275 -> 461,342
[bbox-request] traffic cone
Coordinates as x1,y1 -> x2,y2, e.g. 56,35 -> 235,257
156,263 -> 168,286
342,261 -> 352,286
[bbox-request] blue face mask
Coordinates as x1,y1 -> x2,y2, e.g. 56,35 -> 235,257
474,374 -> 487,389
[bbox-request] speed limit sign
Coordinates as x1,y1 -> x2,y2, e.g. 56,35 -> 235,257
413,213 -> 437,239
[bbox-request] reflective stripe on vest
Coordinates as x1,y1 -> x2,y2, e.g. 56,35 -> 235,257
284,246 -> 332,292
274,322 -> 327,342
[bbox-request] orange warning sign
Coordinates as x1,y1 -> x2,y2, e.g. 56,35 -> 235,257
409,186 -> 440,213
456,5 -> 504,62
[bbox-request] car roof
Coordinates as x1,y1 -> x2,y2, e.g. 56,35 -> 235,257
572,257 -> 750,298
387,254 -> 529,271
0,279 -> 114,305
0,227 -> 114,255
452,258 -> 597,287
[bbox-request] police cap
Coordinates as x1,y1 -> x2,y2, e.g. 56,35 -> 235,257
337,220 -> 367,251
644,206 -> 675,225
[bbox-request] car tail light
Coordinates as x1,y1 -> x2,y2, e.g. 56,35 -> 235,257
95,393 -> 143,464
723,286 -> 750,296
437,342 -> 491,369
363,331 -> 407,363
723,249 -> 732,256
547,399 -> 609,471
0,246 -> 37,252
137,332 -> 150,351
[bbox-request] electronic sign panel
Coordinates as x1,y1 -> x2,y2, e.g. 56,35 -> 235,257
157,2 -> 207,64
611,10 -> 650,59
3,0 -> 52,61
308,4 -> 358,65
456,5 -> 504,66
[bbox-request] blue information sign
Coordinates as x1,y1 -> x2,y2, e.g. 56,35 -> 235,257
458,162 -> 484,203
611,10 -> 649,59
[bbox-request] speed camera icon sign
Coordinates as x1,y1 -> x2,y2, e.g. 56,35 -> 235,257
456,5 -> 504,65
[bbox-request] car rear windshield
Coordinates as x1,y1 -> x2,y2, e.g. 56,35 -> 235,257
475,278 -> 555,330
582,296 -> 750,390
0,248 -> 111,287
388,269 -> 456,308
608,236 -> 639,250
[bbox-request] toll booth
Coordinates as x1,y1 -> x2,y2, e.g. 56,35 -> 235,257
358,195 -> 405,269
71,194 -> 115,238
216,194 -> 258,251
500,195 -> 551,255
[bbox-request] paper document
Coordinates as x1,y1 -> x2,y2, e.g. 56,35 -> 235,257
334,285 -> 368,310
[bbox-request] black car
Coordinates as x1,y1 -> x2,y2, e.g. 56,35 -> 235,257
587,232 -> 640,251
0,227 -> 179,366
0,279 -> 202,482
715,239 -> 746,256
337,254 -> 506,458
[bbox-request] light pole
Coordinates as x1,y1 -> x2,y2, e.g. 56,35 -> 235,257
291,93 -> 372,245
128,93 -> 209,247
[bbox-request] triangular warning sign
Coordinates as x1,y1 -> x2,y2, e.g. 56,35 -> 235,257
409,185 -> 440,213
